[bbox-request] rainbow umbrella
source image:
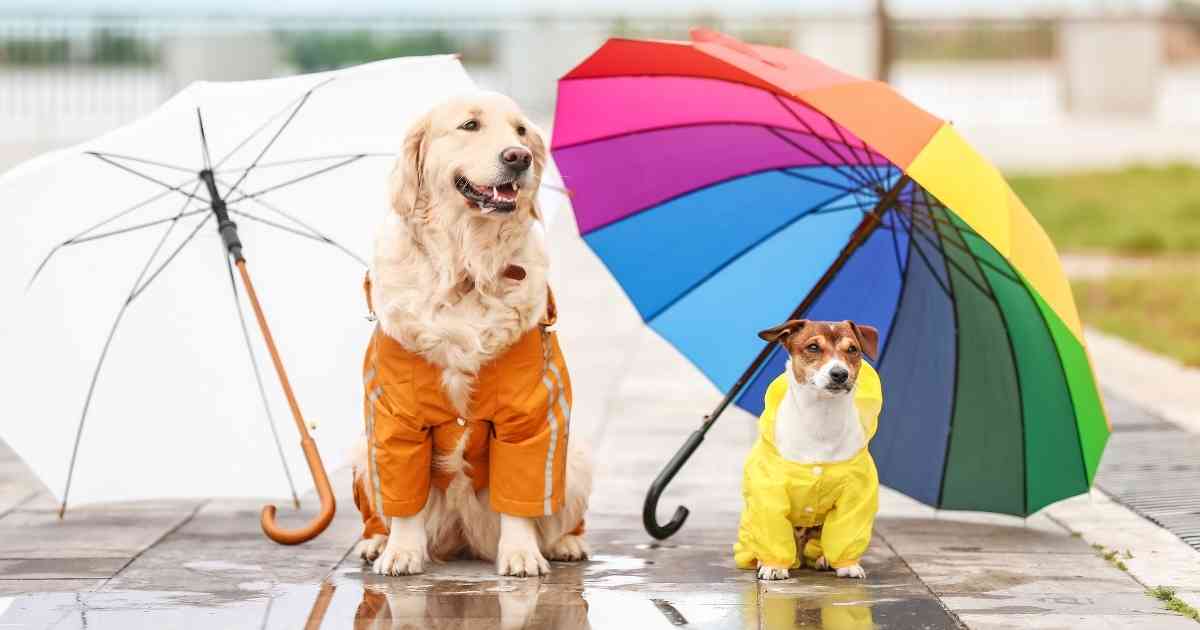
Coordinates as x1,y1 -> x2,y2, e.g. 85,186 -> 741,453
551,29 -> 1110,538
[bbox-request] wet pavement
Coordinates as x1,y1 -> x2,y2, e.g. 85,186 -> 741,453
0,526 -> 963,629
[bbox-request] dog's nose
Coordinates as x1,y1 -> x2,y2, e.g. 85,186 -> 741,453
500,146 -> 532,172
829,367 -> 849,384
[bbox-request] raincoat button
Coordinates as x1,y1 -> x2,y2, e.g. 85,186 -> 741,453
812,466 -> 823,476
804,506 -> 814,513
456,418 -> 466,427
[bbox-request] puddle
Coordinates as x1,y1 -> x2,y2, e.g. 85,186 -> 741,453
0,551 -> 960,629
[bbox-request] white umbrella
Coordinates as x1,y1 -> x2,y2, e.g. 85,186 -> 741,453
0,55 -> 484,543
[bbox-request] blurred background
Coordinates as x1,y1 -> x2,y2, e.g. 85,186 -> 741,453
1,0 -> 1197,365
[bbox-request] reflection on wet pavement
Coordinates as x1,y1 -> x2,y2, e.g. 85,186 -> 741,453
0,529 -> 962,629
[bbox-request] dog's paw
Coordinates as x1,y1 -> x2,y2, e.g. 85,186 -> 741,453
373,545 -> 425,576
497,546 -> 551,577
812,555 -> 831,571
354,534 -> 388,563
835,563 -> 866,579
546,534 -> 590,562
757,565 -> 790,580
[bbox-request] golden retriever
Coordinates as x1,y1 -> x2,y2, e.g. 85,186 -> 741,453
351,92 -> 592,578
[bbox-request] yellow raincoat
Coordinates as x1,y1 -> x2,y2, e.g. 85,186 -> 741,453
734,363 -> 883,571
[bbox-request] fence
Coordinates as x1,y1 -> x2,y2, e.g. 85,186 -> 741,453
1,12 -> 1198,168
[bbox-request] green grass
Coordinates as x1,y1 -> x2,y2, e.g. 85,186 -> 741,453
1071,263 -> 1200,367
1149,586 -> 1200,623
1010,164 -> 1200,255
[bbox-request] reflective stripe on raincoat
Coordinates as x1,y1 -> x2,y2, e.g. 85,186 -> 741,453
734,363 -> 883,570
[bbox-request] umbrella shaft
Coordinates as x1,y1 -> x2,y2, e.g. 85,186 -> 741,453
235,259 -> 311,439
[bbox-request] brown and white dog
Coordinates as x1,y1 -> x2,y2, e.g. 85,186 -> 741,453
351,92 -> 591,577
755,319 -> 879,580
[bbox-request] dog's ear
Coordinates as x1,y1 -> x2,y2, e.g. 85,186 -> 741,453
757,319 -> 808,344
523,122 -> 548,222
847,321 -> 880,360
390,112 -> 432,215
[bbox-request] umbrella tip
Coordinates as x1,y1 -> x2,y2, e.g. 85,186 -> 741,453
57,504 -> 66,520
293,496 -> 301,510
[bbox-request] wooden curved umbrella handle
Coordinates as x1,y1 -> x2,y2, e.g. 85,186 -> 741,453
261,436 -> 337,545
232,257 -> 337,545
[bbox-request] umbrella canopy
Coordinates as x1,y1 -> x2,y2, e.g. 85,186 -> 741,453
553,29 -> 1109,516
0,56 -> 479,510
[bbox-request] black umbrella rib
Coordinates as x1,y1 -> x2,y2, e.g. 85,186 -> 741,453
777,169 -> 861,194
128,213 -> 214,303
27,179 -> 201,289
88,153 -> 208,205
223,155 -> 366,205
196,108 -> 213,170
65,207 -> 213,246
227,204 -> 367,267
769,94 -> 880,191
86,151 -> 194,174
213,76 -> 337,170
216,153 -> 391,174
221,245 -> 300,509
59,182 -> 205,516
642,178 -> 880,322
765,126 -> 875,191
222,83 -> 323,200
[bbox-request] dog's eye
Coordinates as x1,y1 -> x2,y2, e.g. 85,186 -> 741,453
459,119 -> 479,131
516,125 -> 527,136
847,346 -> 859,355
805,343 -> 820,353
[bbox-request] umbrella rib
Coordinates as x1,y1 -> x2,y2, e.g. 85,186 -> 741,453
770,94 -> 881,191
874,212 -> 913,367
823,110 -> 888,190
227,205 -> 367,267
642,181 -> 879,322
892,211 -> 955,299
777,169 -> 861,194
63,207 -> 214,246
59,182 -> 205,516
222,83 -> 323,200
898,203 -> 1019,287
88,153 -> 208,205
215,153 -> 391,174
213,76 -> 337,170
196,108 -> 213,170
128,213 -> 214,303
85,151 -> 195,174
223,155 -> 366,206
214,172 -> 366,266
930,199 -> 1030,514
764,126 -> 875,191
221,245 -> 301,509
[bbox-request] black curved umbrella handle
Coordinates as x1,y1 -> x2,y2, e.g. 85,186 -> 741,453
643,429 -> 706,539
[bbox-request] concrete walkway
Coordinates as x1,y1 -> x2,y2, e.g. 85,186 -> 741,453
0,216 -> 1197,628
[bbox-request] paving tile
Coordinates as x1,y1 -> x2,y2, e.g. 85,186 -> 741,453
877,515 -> 1088,555
0,509 -> 195,559
0,579 -> 104,595
0,557 -> 127,580
942,591 -> 1175,616
957,611 -> 1198,629
900,552 -> 1145,596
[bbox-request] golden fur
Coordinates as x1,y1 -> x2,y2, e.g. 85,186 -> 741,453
352,92 -> 591,578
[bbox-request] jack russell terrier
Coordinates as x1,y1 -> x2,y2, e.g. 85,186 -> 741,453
734,319 -> 883,580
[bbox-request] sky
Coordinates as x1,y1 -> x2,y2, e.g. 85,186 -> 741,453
1,0 -> 1173,18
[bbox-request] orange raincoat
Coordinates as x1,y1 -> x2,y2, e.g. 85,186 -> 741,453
357,275 -> 572,527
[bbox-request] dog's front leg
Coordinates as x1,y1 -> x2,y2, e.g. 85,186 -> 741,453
497,513 -> 550,577
374,501 -> 429,576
